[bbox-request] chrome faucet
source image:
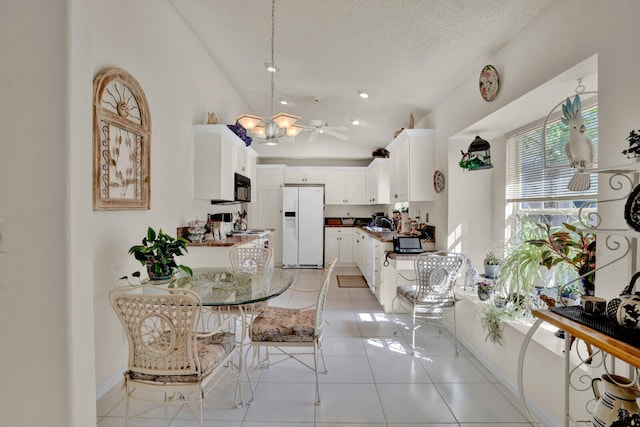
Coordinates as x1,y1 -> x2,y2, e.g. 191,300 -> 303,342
380,217 -> 395,230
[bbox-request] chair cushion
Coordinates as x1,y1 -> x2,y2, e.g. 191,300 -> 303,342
128,332 -> 235,383
251,306 -> 316,342
396,285 -> 455,307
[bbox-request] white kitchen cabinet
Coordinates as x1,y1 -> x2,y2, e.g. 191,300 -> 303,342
284,168 -> 325,184
324,169 -> 366,205
325,227 -> 354,265
256,165 -> 285,190
255,189 -> 282,265
193,125 -> 258,201
387,129 -> 435,202
366,158 -> 390,204
354,228 -> 367,273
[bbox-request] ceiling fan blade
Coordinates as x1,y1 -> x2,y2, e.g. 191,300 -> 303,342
325,126 -> 348,132
308,131 -> 318,143
324,129 -> 349,140
279,136 -> 295,143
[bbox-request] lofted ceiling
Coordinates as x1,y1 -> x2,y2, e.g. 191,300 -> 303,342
170,0 -> 553,161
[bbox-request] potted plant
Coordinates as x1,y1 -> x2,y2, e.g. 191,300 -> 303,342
479,219 -> 546,344
476,279 -> 494,301
126,226 -> 193,281
483,251 -> 501,278
527,222 -> 596,296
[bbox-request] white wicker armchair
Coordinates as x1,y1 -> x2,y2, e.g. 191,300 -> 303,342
249,258 -> 337,405
109,284 -> 240,426
392,252 -> 466,355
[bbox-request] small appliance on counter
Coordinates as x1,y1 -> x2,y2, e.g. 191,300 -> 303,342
207,212 -> 234,238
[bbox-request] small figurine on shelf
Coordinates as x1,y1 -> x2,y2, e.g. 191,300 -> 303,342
207,112 -> 219,124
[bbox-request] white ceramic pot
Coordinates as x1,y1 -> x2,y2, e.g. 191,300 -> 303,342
591,374 -> 640,427
616,294 -> 640,329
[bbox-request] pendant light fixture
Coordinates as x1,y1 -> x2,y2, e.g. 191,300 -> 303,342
236,0 -> 303,145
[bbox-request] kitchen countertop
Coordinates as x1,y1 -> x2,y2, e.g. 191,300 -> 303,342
176,227 -> 268,247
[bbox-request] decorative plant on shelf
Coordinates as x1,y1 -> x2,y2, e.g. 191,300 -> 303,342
622,129 -> 640,158
124,226 -> 193,282
476,279 -> 494,301
483,251 -> 501,278
479,219 -> 546,344
527,222 -> 596,296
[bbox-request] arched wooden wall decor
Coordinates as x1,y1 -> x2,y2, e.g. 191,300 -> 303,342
93,68 -> 151,210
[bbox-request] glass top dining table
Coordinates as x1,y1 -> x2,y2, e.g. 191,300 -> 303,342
170,267 -> 294,306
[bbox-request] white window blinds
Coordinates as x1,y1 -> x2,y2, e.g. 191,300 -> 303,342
506,104 -> 598,202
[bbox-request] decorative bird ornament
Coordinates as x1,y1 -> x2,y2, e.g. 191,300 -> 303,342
562,95 -> 596,191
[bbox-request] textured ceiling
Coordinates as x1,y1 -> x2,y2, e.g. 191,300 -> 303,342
171,0 -> 552,160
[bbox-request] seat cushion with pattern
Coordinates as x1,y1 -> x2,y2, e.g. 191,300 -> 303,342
129,332 -> 235,383
251,306 -> 316,342
396,285 -> 455,307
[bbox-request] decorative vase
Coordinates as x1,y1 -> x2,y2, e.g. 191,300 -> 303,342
591,374 -> 640,427
477,288 -> 492,301
484,264 -> 499,279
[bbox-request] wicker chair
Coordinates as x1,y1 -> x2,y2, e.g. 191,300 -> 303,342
249,258 -> 337,405
391,252 -> 466,355
109,284 -> 240,426
228,246 -> 273,272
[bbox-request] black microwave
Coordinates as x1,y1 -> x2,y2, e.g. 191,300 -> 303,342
234,173 -> 251,202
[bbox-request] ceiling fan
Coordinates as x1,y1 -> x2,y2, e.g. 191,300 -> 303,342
302,98 -> 349,142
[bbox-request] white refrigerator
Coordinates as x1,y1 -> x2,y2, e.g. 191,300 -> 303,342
282,186 -> 324,268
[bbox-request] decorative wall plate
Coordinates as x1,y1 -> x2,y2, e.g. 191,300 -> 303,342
479,65 -> 499,102
624,184 -> 640,231
433,170 -> 445,193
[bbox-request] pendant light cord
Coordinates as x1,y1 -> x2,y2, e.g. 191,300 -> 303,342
270,0 -> 276,117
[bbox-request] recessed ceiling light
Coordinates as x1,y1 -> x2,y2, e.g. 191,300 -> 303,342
358,90 -> 370,99
279,98 -> 289,105
351,119 -> 361,126
264,62 -> 279,73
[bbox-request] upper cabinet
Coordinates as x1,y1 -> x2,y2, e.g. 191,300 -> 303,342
284,167 -> 325,184
387,129 -> 435,202
366,158 -> 390,204
256,165 -> 285,190
325,169 -> 366,205
193,125 -> 258,201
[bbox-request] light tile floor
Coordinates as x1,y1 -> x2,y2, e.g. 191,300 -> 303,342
97,266 -> 537,426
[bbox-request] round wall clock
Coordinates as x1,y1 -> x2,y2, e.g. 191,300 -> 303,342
479,65 -> 499,102
433,170 -> 445,193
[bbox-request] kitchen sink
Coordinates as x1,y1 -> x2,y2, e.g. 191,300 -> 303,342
364,226 -> 392,232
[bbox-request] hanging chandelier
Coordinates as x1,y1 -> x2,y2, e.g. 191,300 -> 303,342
236,0 -> 303,145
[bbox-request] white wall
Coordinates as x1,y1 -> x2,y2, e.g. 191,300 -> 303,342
0,1 -> 79,425
90,0 -> 253,392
